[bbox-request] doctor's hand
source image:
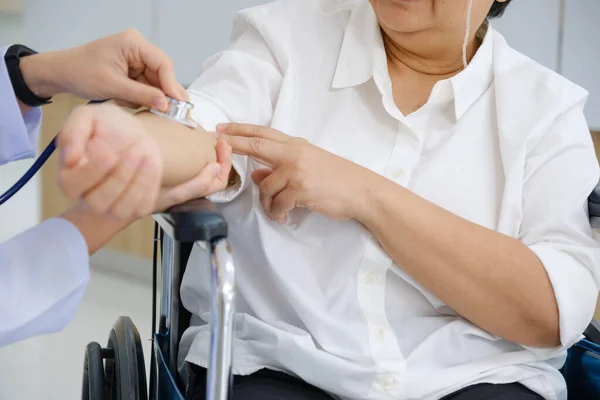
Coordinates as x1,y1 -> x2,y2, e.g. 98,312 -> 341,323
20,29 -> 187,110
217,123 -> 373,224
57,104 -> 232,219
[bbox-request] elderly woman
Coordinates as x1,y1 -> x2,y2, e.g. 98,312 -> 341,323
168,0 -> 600,399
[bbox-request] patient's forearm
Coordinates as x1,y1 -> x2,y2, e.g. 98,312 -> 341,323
135,111 -> 217,186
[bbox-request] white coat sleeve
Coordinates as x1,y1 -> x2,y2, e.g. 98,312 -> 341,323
0,45 -> 43,165
0,218 -> 90,346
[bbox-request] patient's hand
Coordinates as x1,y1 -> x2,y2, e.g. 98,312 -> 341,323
153,139 -> 232,212
217,123 -> 371,223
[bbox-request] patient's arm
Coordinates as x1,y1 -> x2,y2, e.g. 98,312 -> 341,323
58,103 -> 228,219
135,111 -> 217,186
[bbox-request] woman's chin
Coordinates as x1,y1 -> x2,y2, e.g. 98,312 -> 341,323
371,1 -> 432,34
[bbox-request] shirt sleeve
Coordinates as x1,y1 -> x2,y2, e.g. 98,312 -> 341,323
0,45 -> 43,165
520,85 -> 600,353
0,218 -> 90,346
186,9 -> 283,203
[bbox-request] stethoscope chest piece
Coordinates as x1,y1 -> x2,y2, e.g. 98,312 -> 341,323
150,97 -> 198,128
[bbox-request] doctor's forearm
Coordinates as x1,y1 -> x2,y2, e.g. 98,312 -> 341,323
135,111 -> 217,186
60,206 -> 134,255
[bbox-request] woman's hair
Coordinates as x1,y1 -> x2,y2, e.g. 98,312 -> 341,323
488,0 -> 512,18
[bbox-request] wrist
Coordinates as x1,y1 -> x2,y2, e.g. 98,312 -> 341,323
19,51 -> 65,98
60,205 -> 134,255
352,173 -> 398,227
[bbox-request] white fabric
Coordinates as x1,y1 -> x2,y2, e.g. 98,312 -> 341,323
0,45 -> 90,346
179,1 -> 600,399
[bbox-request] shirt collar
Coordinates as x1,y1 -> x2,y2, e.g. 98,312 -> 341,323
331,1 -> 495,120
331,1 -> 380,90
449,22 -> 494,120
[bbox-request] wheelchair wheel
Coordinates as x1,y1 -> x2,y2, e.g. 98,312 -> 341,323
104,317 -> 148,400
82,342 -> 107,400
82,317 -> 147,400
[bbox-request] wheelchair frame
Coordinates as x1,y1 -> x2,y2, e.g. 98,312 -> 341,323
82,192 -> 600,400
82,199 -> 235,400
152,199 -> 234,400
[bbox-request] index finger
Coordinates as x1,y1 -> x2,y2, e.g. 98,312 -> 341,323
216,123 -> 288,142
220,134 -> 285,168
137,39 -> 188,101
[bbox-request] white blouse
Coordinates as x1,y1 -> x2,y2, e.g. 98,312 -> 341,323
179,1 -> 600,399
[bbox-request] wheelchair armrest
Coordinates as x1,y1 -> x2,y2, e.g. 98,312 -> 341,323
589,183 -> 600,218
584,320 -> 600,344
154,198 -> 228,243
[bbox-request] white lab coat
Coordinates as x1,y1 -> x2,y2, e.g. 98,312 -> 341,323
0,45 -> 90,347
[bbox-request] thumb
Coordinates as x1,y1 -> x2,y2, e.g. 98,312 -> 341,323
113,76 -> 169,110
251,168 -> 272,185
58,105 -> 98,168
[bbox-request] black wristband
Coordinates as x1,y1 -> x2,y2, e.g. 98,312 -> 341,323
4,44 -> 53,107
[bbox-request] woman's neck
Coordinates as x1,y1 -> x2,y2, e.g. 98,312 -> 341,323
382,27 -> 481,77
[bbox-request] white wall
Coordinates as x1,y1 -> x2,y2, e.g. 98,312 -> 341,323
493,0 -> 561,71
24,0 -> 153,50
0,11 -> 40,241
24,0 -> 270,86
561,0 -> 600,129
156,0 -> 271,85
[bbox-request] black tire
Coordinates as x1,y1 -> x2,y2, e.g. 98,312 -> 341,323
82,342 -> 107,400
104,317 -> 148,400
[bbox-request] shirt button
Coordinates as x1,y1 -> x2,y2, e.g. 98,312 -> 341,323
380,375 -> 397,390
374,328 -> 385,340
391,170 -> 405,180
365,273 -> 378,285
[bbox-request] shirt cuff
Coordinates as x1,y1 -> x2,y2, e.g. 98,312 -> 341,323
208,154 -> 249,203
46,217 -> 91,271
529,243 -> 599,352
0,46 -> 42,165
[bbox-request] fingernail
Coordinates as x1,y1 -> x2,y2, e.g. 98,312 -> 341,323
212,164 -> 222,175
152,96 -> 168,111
216,123 -> 228,131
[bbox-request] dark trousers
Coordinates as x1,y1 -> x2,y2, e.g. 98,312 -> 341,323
185,364 -> 544,400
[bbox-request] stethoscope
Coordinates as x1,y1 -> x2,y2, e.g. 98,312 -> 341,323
0,97 -> 197,206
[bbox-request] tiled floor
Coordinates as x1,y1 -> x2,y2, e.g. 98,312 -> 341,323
0,265 -> 153,400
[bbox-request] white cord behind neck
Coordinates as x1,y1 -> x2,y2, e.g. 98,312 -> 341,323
462,0 -> 474,69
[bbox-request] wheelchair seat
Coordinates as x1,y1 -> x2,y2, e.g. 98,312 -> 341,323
82,186 -> 600,400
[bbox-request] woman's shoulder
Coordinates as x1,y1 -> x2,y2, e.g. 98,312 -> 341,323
491,29 -> 588,108
490,30 -> 592,162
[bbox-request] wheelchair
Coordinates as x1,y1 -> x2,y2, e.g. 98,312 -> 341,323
82,190 -> 600,400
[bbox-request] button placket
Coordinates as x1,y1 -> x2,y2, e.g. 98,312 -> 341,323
357,238 -> 407,386
380,374 -> 397,390
384,125 -> 421,185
